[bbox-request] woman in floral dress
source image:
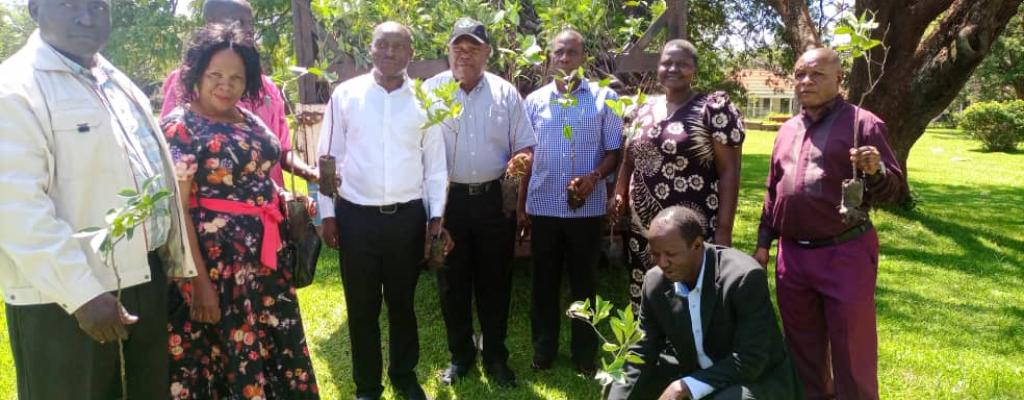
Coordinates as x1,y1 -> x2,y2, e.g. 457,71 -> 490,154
610,40 -> 746,307
163,24 -> 318,399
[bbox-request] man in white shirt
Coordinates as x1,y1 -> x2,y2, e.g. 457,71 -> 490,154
607,206 -> 800,400
317,21 -> 448,400
0,0 -> 196,398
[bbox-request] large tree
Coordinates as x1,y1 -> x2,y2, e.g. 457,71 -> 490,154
972,5 -> 1024,101
765,0 -> 1023,206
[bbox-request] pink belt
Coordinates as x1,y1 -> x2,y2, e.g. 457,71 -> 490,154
190,195 -> 283,269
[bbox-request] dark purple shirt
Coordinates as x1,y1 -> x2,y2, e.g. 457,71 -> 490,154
757,97 -> 903,248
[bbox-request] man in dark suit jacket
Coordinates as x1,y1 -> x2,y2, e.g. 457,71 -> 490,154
608,206 -> 801,400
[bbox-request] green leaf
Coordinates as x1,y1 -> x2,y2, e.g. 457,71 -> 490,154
88,229 -> 110,253
610,317 -> 625,344
491,10 -> 505,25
602,342 -> 620,352
117,188 -> 137,198
562,124 -> 573,141
834,25 -> 853,35
288,65 -> 308,76
626,353 -> 645,364
151,191 -> 172,203
606,99 -> 624,117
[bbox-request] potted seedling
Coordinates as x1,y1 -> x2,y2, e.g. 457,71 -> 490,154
567,296 -> 646,398
412,79 -> 463,271
833,10 -> 889,224
552,67 -> 588,210
74,176 -> 171,400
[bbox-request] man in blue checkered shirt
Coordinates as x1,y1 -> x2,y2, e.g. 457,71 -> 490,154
521,29 -> 623,375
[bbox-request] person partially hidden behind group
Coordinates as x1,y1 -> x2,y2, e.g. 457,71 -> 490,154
607,206 -> 801,400
162,23 -> 319,399
160,0 -> 319,187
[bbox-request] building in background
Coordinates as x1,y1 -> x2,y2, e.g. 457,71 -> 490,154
736,68 -> 797,120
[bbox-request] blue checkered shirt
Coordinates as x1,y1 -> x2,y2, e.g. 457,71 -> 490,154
525,79 -> 623,218
63,54 -> 171,249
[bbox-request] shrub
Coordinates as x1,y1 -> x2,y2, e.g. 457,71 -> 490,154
956,100 -> 1024,151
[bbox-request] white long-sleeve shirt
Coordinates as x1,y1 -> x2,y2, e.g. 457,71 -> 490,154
674,252 -> 715,399
317,73 -> 447,219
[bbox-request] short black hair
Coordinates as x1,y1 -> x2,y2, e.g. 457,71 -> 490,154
663,39 -> 699,69
179,22 -> 263,104
649,206 -> 706,244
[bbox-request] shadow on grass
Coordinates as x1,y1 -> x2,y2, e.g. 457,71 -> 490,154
876,285 -> 1024,358
874,178 -> 1024,358
886,181 -> 1024,269
967,147 -> 1024,155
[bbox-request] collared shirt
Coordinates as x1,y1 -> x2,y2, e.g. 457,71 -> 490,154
757,96 -> 903,248
524,79 -> 623,218
317,73 -> 447,219
56,48 -> 171,249
673,251 -> 715,399
424,71 -> 536,184
160,69 -> 293,186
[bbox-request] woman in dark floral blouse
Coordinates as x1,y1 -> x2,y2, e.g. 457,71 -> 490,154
162,23 -> 318,399
610,40 -> 746,308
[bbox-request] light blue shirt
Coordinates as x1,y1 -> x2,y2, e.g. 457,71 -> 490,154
524,79 -> 623,218
673,250 -> 716,399
57,49 -> 171,249
424,71 -> 536,184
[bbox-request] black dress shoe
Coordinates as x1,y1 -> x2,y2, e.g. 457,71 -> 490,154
485,362 -> 517,388
439,362 -> 473,385
574,361 -> 597,377
530,357 -> 553,371
397,383 -> 429,400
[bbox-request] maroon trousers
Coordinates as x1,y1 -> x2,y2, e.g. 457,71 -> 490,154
775,229 -> 880,400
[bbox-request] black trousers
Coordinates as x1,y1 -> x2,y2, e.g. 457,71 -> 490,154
6,252 -> 168,400
438,183 -> 515,366
336,198 -> 426,397
530,215 -> 602,367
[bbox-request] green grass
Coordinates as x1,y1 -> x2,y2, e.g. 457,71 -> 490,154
0,128 -> 1021,399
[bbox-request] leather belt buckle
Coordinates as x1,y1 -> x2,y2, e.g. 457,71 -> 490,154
467,183 -> 484,196
796,240 -> 812,246
379,204 -> 398,214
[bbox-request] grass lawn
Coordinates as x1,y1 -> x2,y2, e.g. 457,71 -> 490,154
0,128 -> 1021,399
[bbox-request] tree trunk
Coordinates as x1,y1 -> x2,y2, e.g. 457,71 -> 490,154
764,0 -> 822,52
1014,81 -> 1024,99
766,0 -> 1024,207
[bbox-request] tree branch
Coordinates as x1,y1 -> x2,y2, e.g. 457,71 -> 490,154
763,0 -> 822,52
909,0 -> 1022,118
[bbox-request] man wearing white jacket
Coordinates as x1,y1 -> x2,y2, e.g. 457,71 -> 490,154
0,0 -> 197,398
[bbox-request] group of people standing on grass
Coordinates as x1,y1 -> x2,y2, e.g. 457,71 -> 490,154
0,0 -> 905,399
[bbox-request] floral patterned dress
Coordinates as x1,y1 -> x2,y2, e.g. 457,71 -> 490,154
626,92 -> 745,307
163,107 -> 319,400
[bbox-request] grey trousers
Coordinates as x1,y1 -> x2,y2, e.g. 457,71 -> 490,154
6,252 -> 168,400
